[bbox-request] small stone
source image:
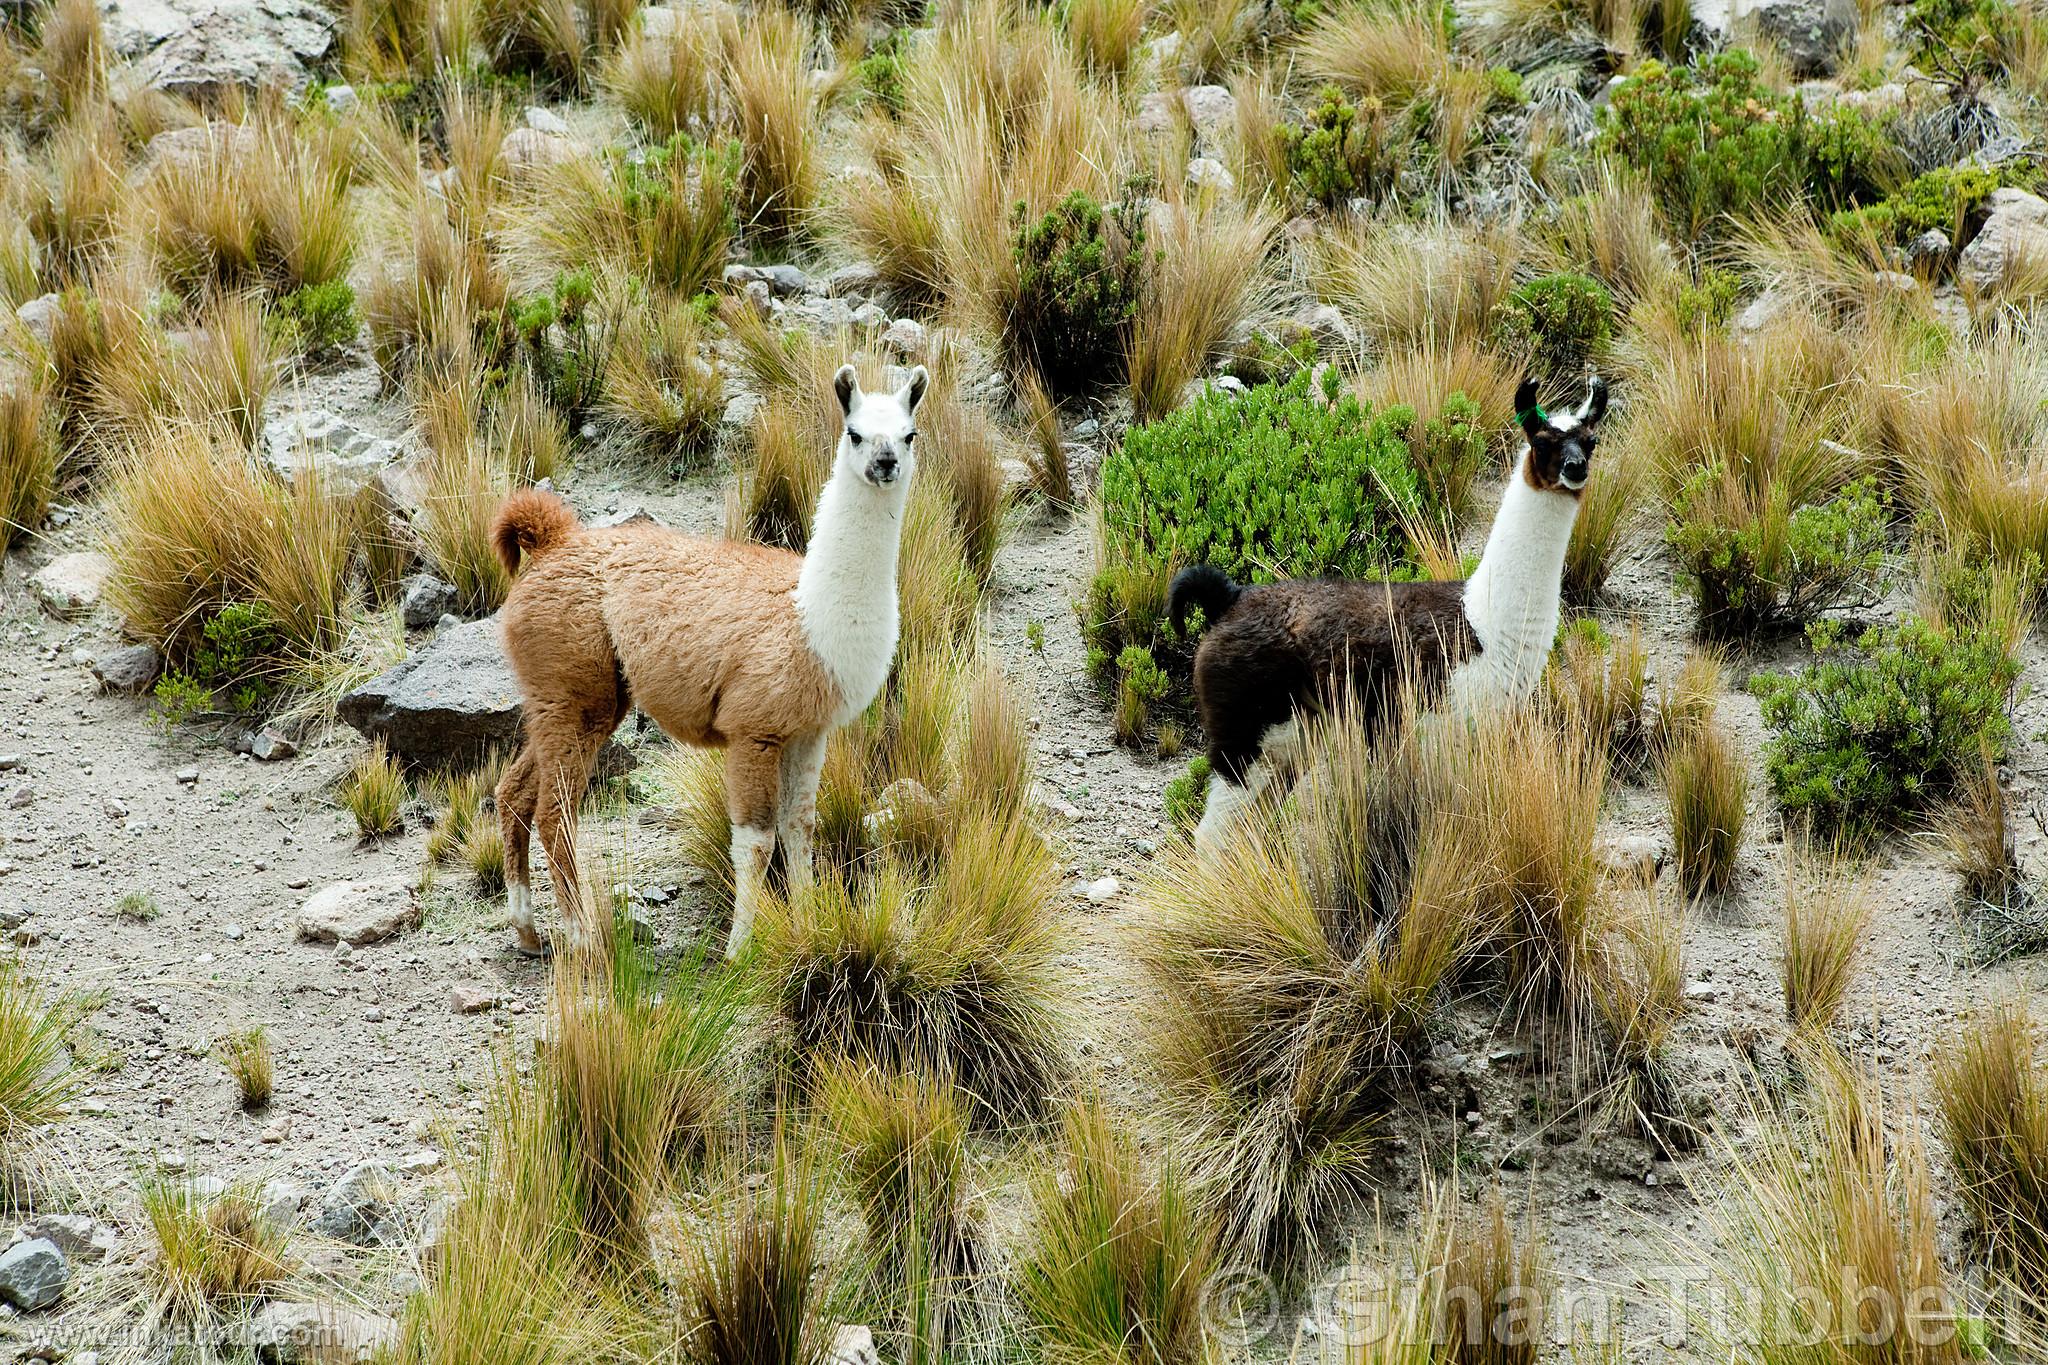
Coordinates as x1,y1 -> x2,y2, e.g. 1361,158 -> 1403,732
223,923 -> 244,941
249,1299 -> 402,1363
311,1160 -> 402,1246
0,755 -> 19,771
881,317 -> 927,357
22,1215 -> 116,1265
260,1118 -> 291,1144
91,644 -> 163,695
323,83 -> 359,112
1185,156 -> 1234,194
1180,84 -> 1236,134
6,787 -> 30,810
523,105 -> 571,136
175,766 -> 201,785
827,1324 -> 881,1365
450,984 -> 498,1014
399,1147 -> 443,1174
1084,876 -> 1120,903
400,574 -> 460,630
500,125 -> 586,174
12,294 -> 61,349
29,552 -> 114,618
0,1238 -> 68,1312
824,262 -> 883,297
296,878 -> 420,947
251,731 -> 298,762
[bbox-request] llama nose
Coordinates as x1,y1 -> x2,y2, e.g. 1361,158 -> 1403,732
870,455 -> 898,482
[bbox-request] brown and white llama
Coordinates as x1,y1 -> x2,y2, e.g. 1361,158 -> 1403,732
490,363 -> 929,956
1169,376 -> 1608,853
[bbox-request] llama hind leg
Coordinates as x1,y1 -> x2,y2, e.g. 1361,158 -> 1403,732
775,733 -> 827,897
497,746 -> 544,956
532,725 -> 612,956
724,737 -> 784,959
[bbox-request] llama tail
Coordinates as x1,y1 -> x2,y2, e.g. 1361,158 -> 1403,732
492,488 -> 580,577
1168,564 -> 1241,636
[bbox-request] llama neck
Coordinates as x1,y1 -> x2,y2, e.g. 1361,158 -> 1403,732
793,465 -> 906,719
1459,453 -> 1580,701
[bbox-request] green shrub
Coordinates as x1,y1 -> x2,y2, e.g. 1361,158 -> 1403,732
512,269 -> 610,424
1114,645 -> 1169,747
1675,267 -> 1741,335
1283,85 -> 1395,209
1752,615 -> 2021,831
1486,67 -> 1527,107
1667,473 -> 1889,636
854,30 -> 908,113
151,602 -> 281,723
1825,165 -> 2011,251
1086,368 -> 1426,666
1488,272 -> 1613,382
1411,392 -> 1486,523
1009,190 -> 1148,396
269,280 -> 359,355
1164,756 -> 1212,831
1601,52 -> 1898,238
1908,0 -> 2027,72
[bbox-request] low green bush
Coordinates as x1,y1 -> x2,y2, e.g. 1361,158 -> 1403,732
854,30 -> 908,113
151,601 -> 281,724
1675,267 -> 1741,336
512,269 -> 610,424
1667,473 -> 1889,635
1283,85 -> 1394,209
1752,612 -> 2021,831
1488,272 -> 1613,383
1009,190 -> 1148,397
1907,0 -> 2028,72
1600,51 -> 1901,238
269,281 -> 359,355
1084,369 -> 1432,695
1164,756 -> 1212,831
1825,164 -> 2018,251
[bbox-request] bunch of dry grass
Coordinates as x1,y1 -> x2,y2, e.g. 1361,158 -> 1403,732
33,0 -> 107,122
1688,1053 -> 1968,1365
344,0 -> 485,84
1226,66 -> 1290,206
602,293 -> 722,473
501,141 -> 733,299
413,369 -> 517,613
1014,368 -> 1073,509
1664,711 -> 1749,898
1562,436 -> 1647,600
1544,620 -> 1651,769
1933,1000 -> 2048,1298
1164,0 -> 1257,79
1315,217 -> 1526,354
342,742 -> 407,837
1932,746 -> 2044,961
0,379 -> 55,553
102,422 -> 358,666
1018,1100 -> 1219,1363
1779,847 -> 1874,1035
909,340 -> 1009,582
1141,698 -> 1492,1268
182,291 -> 279,450
1589,881 -> 1689,1141
1064,0 -> 1150,78
818,1065 -> 990,1352
215,1027 -> 273,1109
28,113 -> 126,285
602,4 -> 723,137
144,1182 -> 293,1319
479,0 -> 594,87
1296,0 -> 1454,103
680,1141 -> 838,1365
1540,173 -> 1683,310
0,966 -> 76,1146
424,762 -> 509,893
1128,195 -> 1280,423
1357,337 -> 1522,466
722,5 -> 819,242
138,118 -> 354,302
833,116 -> 947,308
363,178 -> 512,383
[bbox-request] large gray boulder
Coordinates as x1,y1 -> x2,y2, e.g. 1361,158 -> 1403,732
263,410 -> 402,493
296,878 -> 419,947
337,617 -> 521,764
310,1160 -> 403,1246
1957,188 -> 2048,293
103,0 -> 335,101
0,1237 -> 67,1312
1755,0 -> 1856,76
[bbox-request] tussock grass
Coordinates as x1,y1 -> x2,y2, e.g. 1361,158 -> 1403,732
414,370 -> 518,613
1689,1053 -> 1967,1365
603,5 -> 723,139
501,141 -> 734,299
183,290 -> 278,450
1165,0 -> 1257,79
1933,746 -> 2044,961
1664,711 -> 1749,898
1315,217 -> 1525,353
344,0 -> 485,84
0,966 -> 76,1143
1780,848 -> 1874,1035
30,113 -> 126,285
144,1182 -> 293,1319
1296,0 -> 1454,104
1590,881 -> 1689,1139
722,5 -> 819,243
1933,1000 -> 2048,1297
818,1065 -> 989,1351
1544,619 -> 1651,769
0,379 -> 55,553
1128,195 -> 1280,423
681,1142 -> 837,1365
342,742 -> 407,838
601,293 -> 721,473
215,1027 -> 273,1110
1018,1100 -> 1218,1364
1014,368 -> 1073,509
364,189 -> 512,384
480,0 -> 592,88
425,761 -> 509,894
1540,174 -> 1682,309
1140,696 -> 1491,1269
1565,434 -> 1646,600
1064,0 -> 1150,78
1437,1187 -> 1549,1365
34,0 -> 107,122
102,422 -> 358,666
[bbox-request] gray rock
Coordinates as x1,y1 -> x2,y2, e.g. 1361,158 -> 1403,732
0,1238 -> 67,1312
92,644 -> 162,696
30,552 -> 113,618
12,293 -> 60,348
881,317 -> 926,357
1180,84 -> 1236,135
1957,188 -> 2048,293
250,1298 -> 402,1363
322,83 -> 358,113
523,105 -> 572,136
296,878 -> 419,947
337,617 -> 522,764
103,0 -> 335,101
1135,91 -> 1176,137
1753,0 -> 1856,76
589,506 -> 661,530
824,262 -> 882,297
399,574 -> 459,630
310,1161 -> 402,1246
141,120 -> 258,175
500,126 -> 586,174
259,1177 -> 311,1227
721,391 -> 764,435
1293,303 -> 1349,349
850,302 -> 889,330
828,1325 -> 880,1365
1589,1135 -> 1657,1183
22,1215 -> 116,1265
1185,156 -> 1234,194
251,730 -> 298,762
1905,227 -> 1952,266
724,263 -> 812,297
263,410 -> 402,492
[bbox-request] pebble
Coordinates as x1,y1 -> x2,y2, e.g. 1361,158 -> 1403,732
0,756 -> 19,771
174,767 -> 199,785
1084,876 -> 1121,903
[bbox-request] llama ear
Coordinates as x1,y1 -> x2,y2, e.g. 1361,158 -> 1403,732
1578,375 -> 1609,429
1514,378 -> 1545,440
833,364 -> 860,418
900,365 -> 930,415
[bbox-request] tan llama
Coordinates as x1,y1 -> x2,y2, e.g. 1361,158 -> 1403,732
490,363 -> 929,957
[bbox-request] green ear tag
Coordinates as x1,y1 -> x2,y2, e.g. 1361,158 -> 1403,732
1517,405 -> 1548,426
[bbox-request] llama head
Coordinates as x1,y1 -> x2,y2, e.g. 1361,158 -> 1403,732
1514,375 -> 1608,494
833,363 -> 930,490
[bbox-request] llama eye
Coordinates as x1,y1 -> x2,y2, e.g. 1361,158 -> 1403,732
904,431 -> 917,445
849,431 -> 864,446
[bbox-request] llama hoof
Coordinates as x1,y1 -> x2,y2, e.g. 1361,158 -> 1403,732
512,926 -> 552,959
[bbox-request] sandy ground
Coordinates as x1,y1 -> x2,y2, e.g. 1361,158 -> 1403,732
3,350 -> 2047,1359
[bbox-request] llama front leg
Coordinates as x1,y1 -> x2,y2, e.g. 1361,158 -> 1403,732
724,738 -> 784,959
775,733 -> 828,897
497,747 -> 544,957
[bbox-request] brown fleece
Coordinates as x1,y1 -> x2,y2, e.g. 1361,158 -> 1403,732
492,491 -> 841,939
492,487 -> 581,575
1192,577 -> 1479,783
